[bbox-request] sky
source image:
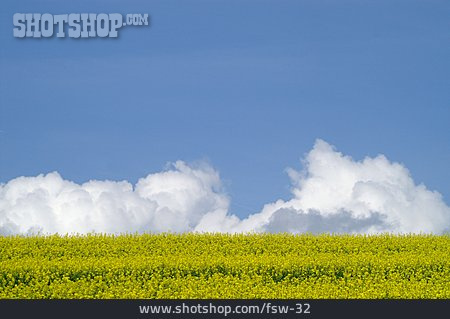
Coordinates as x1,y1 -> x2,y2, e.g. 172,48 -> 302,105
0,0 -> 449,234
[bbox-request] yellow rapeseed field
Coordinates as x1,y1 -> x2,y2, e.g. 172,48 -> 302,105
0,233 -> 448,299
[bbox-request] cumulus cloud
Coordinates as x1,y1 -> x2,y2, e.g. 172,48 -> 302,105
1,140 -> 449,235
229,140 -> 450,234
0,161 -> 230,235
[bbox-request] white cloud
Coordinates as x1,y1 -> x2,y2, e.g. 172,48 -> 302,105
1,140 -> 449,235
230,140 -> 450,234
0,161 -> 230,235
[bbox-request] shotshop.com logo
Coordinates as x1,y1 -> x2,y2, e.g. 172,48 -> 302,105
13,13 -> 149,38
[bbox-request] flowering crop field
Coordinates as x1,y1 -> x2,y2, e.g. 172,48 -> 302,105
0,233 -> 448,299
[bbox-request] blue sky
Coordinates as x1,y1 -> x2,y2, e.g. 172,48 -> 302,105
1,0 -> 449,219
